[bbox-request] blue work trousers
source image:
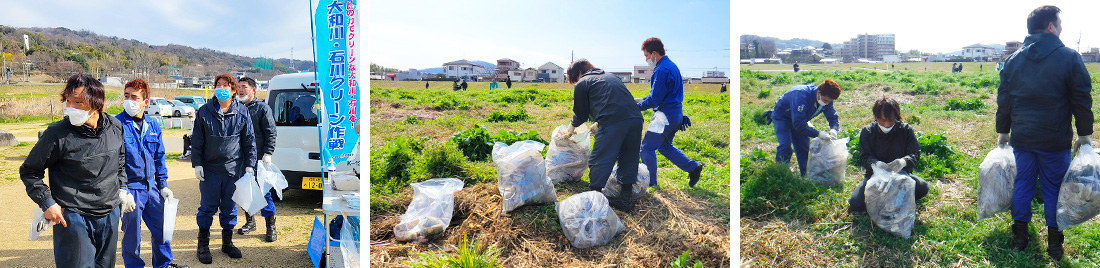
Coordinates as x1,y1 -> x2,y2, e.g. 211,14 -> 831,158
54,208 -> 120,268
641,109 -> 700,186
197,172 -> 239,230
772,117 -> 811,176
589,118 -> 643,189
1012,148 -> 1070,228
121,188 -> 174,268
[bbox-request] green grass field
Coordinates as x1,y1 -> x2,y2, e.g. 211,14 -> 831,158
739,65 -> 1100,267
369,80 -> 731,267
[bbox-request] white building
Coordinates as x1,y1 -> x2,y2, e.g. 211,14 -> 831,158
537,62 -> 564,83
702,70 -> 725,78
442,59 -> 487,78
632,65 -> 654,83
522,68 -> 538,82
610,71 -> 632,83
962,44 -> 997,61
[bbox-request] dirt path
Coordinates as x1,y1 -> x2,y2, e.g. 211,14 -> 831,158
0,139 -> 330,267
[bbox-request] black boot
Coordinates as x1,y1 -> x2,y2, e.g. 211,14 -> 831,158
1048,228 -> 1064,260
264,216 -> 278,242
197,228 -> 212,264
1012,220 -> 1029,251
238,213 -> 256,235
222,229 -> 242,258
608,185 -> 635,212
688,163 -> 704,188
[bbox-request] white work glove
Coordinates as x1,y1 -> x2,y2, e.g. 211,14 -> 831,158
262,154 -> 272,165
195,166 -> 204,181
828,129 -> 838,139
119,189 -> 136,213
634,98 -> 644,104
874,161 -> 888,171
589,122 -> 599,134
160,188 -> 174,200
997,133 -> 1010,148
246,167 -> 255,177
886,158 -> 906,173
818,130 -> 834,141
562,124 -> 576,137
1074,135 -> 1092,152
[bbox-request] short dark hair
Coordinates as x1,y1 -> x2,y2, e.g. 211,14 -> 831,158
124,78 -> 150,99
1027,5 -> 1060,34
239,77 -> 257,89
214,74 -> 238,89
566,59 -> 596,84
872,95 -> 902,121
641,37 -> 665,56
817,79 -> 842,99
60,73 -> 106,112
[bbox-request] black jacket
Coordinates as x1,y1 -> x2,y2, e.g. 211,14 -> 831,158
245,100 -> 277,156
192,99 -> 257,177
859,121 -> 920,179
996,33 -> 1093,152
571,68 -> 643,127
21,113 -> 125,216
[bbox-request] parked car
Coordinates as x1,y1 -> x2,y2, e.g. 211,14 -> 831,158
168,100 -> 196,117
173,95 -> 206,110
266,72 -> 353,197
145,97 -> 174,117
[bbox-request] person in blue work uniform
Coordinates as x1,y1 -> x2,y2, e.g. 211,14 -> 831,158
191,74 -> 257,264
234,77 -> 279,242
636,37 -> 704,189
996,5 -> 1093,259
22,74 -> 136,268
565,59 -> 644,211
116,79 -> 189,268
764,79 -> 842,176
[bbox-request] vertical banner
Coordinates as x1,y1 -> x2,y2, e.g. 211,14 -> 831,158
315,0 -> 359,170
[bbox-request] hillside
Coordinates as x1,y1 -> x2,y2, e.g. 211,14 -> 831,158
0,25 -> 315,82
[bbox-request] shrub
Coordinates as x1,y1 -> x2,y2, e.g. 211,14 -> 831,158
370,136 -> 426,194
411,141 -> 468,180
945,97 -> 985,111
486,107 -> 530,122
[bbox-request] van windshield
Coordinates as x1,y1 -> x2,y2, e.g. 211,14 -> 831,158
270,90 -> 320,126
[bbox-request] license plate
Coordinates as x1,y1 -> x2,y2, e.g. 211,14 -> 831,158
302,177 -> 323,190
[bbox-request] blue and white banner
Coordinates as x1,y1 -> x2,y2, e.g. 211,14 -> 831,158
315,0 -> 359,169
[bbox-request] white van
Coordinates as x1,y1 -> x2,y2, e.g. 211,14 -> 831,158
266,72 -> 354,195
145,97 -> 175,117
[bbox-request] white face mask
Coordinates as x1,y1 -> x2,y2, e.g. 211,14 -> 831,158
237,95 -> 250,102
64,107 -> 92,126
817,96 -> 827,107
646,56 -> 658,67
878,123 -> 894,134
123,100 -> 143,117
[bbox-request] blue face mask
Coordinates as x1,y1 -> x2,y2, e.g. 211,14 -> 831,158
214,88 -> 231,101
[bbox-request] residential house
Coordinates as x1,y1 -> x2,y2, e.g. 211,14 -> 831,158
610,71 -> 632,83
1002,41 -> 1022,61
522,68 -> 538,82
537,62 -> 564,82
496,58 -> 520,80
443,59 -> 487,78
633,65 -> 653,83
962,44 -> 997,61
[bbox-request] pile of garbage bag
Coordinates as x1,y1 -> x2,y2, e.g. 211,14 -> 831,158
546,124 -> 590,183
1057,144 -> 1100,230
556,191 -> 625,248
806,137 -> 850,185
864,164 -> 917,238
493,141 -> 557,213
601,163 -> 650,201
394,178 -> 464,242
977,146 -> 1015,220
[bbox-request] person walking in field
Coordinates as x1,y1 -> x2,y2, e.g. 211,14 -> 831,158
996,5 -> 1093,260
565,59 -> 643,211
763,79 -> 842,176
636,37 -> 704,189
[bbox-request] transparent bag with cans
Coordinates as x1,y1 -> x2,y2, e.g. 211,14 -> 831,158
977,146 -> 1016,220
1056,144 -> 1100,230
601,163 -> 650,201
394,178 -> 464,242
806,136 -> 850,185
546,124 -> 590,183
556,191 -> 625,248
864,164 -> 917,238
493,141 -> 557,213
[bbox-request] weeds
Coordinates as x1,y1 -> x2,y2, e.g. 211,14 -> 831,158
945,97 -> 985,111
486,108 -> 530,122
405,235 -> 502,268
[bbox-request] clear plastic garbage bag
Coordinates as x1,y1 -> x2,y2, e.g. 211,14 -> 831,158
163,197 -> 179,243
258,162 -> 289,199
977,146 -> 1016,220
864,164 -> 917,238
602,163 -> 650,201
546,124 -> 591,183
555,191 -> 625,248
232,172 -> 267,215
493,141 -> 557,213
806,137 -> 850,185
647,111 -> 669,134
394,178 -> 464,242
1057,144 -> 1100,230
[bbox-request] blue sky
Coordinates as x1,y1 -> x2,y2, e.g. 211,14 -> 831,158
0,0 -> 323,61
369,0 -> 731,77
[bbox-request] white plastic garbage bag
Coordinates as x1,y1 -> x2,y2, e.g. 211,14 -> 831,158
257,162 -> 289,199
1057,145 -> 1100,230
28,208 -> 55,241
977,146 -> 1016,220
864,164 -> 917,238
394,178 -> 464,242
163,197 -> 179,243
602,163 -> 650,201
556,191 -> 625,248
232,172 -> 267,215
546,124 -> 591,183
493,141 -> 557,213
806,137 -> 850,185
330,170 -> 360,191
647,111 -> 669,133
